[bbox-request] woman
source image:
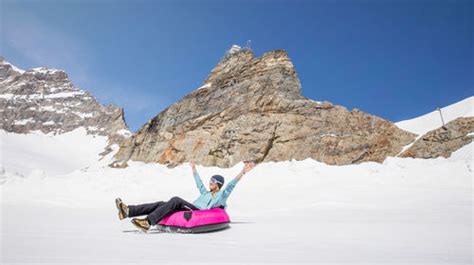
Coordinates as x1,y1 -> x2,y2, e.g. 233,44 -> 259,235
116,161 -> 256,232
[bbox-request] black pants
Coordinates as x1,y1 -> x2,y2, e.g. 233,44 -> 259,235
128,196 -> 199,225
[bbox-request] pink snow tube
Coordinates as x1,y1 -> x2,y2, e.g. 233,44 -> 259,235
157,208 -> 231,233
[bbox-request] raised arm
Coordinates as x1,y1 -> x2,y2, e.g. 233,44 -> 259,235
190,162 -> 207,194
221,161 -> 256,198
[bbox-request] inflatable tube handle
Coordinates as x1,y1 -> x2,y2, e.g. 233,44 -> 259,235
183,211 -> 193,221
183,205 -> 194,221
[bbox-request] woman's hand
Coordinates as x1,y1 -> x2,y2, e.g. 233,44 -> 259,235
242,161 -> 256,174
235,161 -> 256,180
190,161 -> 196,171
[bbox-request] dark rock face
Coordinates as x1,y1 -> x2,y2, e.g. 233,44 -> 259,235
0,57 -> 130,143
400,117 -> 474,159
112,47 -> 416,168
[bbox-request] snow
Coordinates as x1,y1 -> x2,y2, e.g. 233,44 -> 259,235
2,60 -> 25,74
116,128 -> 132,137
310,99 -> 322,104
73,111 -> 94,118
396,96 -> 473,135
42,120 -> 56,125
0,91 -> 86,100
30,66 -> 63,75
87,125 -> 99,131
449,142 -> 473,162
12,118 -> 35,125
196,83 -> 212,91
394,96 -> 473,158
0,97 -> 473,264
0,93 -> 14,99
0,127 -> 108,177
1,157 -> 471,264
44,91 -> 86,99
38,105 -> 60,112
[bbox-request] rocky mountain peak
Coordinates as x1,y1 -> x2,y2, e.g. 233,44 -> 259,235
0,57 -> 130,146
204,47 -> 299,98
0,57 -> 25,81
111,48 -> 416,168
28,67 -> 68,80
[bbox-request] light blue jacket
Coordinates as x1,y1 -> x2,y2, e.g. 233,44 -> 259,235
192,171 -> 239,210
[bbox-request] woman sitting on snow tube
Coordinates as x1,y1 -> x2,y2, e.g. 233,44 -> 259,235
115,161 -> 256,233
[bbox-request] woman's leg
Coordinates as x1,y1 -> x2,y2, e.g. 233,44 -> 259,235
128,201 -> 166,217
147,196 -> 199,225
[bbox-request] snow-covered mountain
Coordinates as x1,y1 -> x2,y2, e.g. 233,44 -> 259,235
0,57 -> 130,140
0,57 -> 135,176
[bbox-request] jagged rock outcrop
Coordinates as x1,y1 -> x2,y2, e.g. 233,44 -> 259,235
400,117 -> 474,159
0,57 -> 130,144
112,46 -> 416,168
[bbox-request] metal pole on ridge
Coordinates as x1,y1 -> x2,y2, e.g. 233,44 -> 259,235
437,107 -> 447,130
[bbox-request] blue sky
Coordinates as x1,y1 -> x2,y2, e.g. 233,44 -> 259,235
2,0 -> 472,132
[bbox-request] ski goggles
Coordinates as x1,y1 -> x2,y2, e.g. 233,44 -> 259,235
209,179 -> 223,185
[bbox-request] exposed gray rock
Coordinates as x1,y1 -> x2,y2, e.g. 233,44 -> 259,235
112,47 -> 416,168
0,56 -> 130,145
400,117 -> 474,159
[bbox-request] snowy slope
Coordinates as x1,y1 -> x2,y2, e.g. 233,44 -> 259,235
1,157 -> 471,264
395,96 -> 473,136
0,97 -> 473,264
0,127 -> 109,177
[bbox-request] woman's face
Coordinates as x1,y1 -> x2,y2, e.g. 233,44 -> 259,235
209,181 -> 219,192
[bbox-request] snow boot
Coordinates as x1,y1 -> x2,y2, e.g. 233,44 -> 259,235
115,198 -> 129,220
131,217 -> 151,232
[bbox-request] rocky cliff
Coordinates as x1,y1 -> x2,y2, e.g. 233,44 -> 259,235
400,117 -> 474,159
0,57 -> 130,145
112,46 -> 416,168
